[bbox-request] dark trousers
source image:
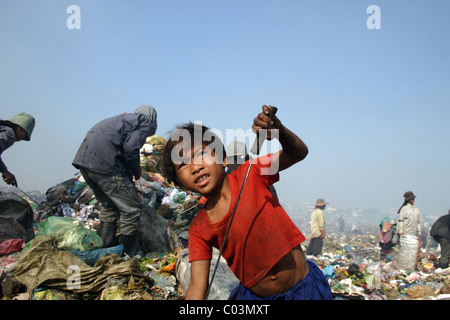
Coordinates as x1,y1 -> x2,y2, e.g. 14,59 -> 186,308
433,235 -> 450,269
80,168 -> 141,236
229,260 -> 332,300
306,237 -> 323,256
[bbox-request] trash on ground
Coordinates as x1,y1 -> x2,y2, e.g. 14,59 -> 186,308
1,133 -> 449,300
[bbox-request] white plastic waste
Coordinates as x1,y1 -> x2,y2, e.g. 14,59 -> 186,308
176,248 -> 239,300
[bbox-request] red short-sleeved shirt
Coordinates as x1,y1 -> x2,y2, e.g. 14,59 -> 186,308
188,154 -> 305,288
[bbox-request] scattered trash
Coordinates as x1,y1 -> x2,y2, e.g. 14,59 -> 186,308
1,133 -> 449,301
307,230 -> 450,300
23,216 -> 103,252
0,135 -> 204,300
0,238 -> 24,256
176,248 -> 239,300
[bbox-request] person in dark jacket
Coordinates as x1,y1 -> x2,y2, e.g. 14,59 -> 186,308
0,112 -> 36,188
430,210 -> 450,269
72,105 -> 157,257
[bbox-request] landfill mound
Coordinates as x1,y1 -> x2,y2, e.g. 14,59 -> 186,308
308,230 -> 450,300
0,135 -> 202,300
1,134 -> 450,300
2,177 -> 450,300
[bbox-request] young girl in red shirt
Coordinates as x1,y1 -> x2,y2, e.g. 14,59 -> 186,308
162,105 -> 332,300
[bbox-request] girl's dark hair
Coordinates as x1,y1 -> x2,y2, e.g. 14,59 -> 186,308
397,200 -> 408,214
161,122 -> 225,187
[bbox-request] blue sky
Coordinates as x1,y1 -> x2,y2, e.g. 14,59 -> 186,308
1,0 -> 449,217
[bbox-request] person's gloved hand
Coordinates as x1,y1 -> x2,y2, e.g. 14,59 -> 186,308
2,171 -> 18,187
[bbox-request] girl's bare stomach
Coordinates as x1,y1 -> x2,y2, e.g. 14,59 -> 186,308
249,245 -> 309,297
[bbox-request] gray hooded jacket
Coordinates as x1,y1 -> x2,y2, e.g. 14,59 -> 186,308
72,113 -> 156,177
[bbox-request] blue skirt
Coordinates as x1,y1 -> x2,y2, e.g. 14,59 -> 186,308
228,260 -> 332,300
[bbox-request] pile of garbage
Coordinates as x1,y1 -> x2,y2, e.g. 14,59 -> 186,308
0,134 -> 206,300
309,231 -> 450,300
3,176 -> 450,300
1,134 -> 450,300
0,178 -> 198,300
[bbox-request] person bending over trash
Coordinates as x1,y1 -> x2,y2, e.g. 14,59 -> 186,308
379,217 -> 396,261
72,105 -> 157,257
162,105 -> 332,300
0,112 -> 36,188
430,210 -> 450,269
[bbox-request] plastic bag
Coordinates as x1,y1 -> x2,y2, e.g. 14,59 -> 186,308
71,244 -> 123,266
0,188 -> 35,242
44,178 -> 77,206
145,135 -> 166,146
14,236 -> 153,293
23,216 -> 103,252
176,248 -> 239,300
33,288 -> 75,300
138,207 -> 181,253
322,264 -> 335,279
0,238 -> 24,255
100,286 -> 128,300
397,235 -> 419,270
407,285 -> 435,299
170,189 -> 186,203
153,274 -> 176,293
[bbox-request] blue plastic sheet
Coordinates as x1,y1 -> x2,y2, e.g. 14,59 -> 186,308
71,244 -> 124,266
322,264 -> 335,279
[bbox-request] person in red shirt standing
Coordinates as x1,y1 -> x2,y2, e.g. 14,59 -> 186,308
162,105 -> 332,300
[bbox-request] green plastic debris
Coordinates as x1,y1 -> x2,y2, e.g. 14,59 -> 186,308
24,216 -> 103,252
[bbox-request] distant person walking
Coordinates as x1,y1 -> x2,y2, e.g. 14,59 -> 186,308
0,113 -> 36,188
396,191 -> 422,269
306,198 -> 328,256
430,210 -> 450,269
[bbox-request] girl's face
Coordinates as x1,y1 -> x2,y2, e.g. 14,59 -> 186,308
175,143 -> 227,197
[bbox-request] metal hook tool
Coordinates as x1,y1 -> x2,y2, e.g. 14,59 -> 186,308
204,106 -> 278,299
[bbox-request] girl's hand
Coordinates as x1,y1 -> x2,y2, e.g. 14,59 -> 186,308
252,105 -> 281,140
